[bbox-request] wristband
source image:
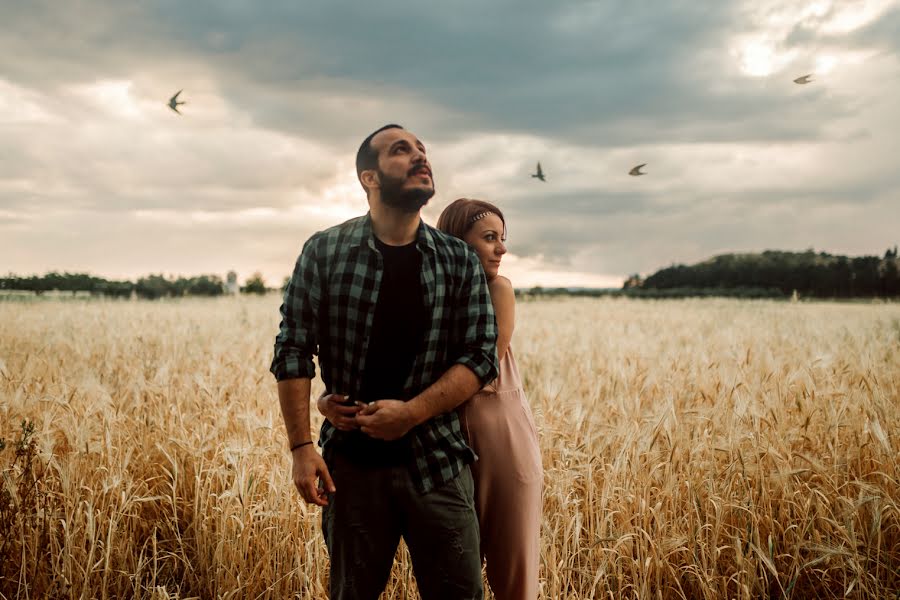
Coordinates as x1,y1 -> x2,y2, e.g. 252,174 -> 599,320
290,441 -> 314,452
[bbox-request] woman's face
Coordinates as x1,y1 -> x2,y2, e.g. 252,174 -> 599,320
464,213 -> 507,280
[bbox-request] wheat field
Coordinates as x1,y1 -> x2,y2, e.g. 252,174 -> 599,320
1,296 -> 898,599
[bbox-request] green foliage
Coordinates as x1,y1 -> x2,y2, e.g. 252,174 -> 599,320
136,274 -> 226,299
640,249 -> 900,298
0,272 -> 131,296
242,272 -> 267,295
135,274 -> 172,299
91,279 -> 134,298
186,275 -> 226,296
1,272 -> 228,299
517,286 -> 785,300
1,272 -> 129,297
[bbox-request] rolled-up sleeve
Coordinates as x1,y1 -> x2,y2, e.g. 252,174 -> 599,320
454,250 -> 499,386
270,235 -> 322,381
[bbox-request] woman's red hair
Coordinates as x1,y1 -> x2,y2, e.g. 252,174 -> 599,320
436,198 -> 506,240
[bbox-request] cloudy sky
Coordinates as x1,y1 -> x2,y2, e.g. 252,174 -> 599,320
3,0 -> 899,288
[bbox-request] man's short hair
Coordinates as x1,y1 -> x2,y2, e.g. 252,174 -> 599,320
356,124 -> 404,180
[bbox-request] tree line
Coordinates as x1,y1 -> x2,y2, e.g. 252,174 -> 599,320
628,248 -> 900,299
0,272 -> 270,299
5,247 -> 898,301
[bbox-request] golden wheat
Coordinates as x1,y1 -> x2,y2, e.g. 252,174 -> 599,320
1,296 -> 898,599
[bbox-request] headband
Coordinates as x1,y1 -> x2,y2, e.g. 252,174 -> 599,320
469,211 -> 494,224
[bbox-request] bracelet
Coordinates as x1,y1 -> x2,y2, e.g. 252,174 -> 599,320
290,441 -> 314,452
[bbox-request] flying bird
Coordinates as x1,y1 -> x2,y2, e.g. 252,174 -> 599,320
531,162 -> 546,182
629,163 -> 647,176
168,90 -> 186,114
793,74 -> 813,85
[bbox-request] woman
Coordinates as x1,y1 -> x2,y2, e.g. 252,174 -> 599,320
317,198 -> 543,599
435,198 -> 543,600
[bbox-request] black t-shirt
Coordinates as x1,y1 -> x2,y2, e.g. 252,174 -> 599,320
335,236 -> 428,464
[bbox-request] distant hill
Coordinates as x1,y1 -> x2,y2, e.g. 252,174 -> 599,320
632,248 -> 900,299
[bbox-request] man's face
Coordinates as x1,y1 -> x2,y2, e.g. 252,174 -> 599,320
369,128 -> 435,213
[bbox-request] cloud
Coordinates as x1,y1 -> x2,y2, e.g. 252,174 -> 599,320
1,0 -> 898,286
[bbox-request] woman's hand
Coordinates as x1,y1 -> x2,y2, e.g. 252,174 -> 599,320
317,393 -> 362,431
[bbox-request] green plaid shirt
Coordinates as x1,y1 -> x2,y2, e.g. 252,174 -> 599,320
271,213 -> 498,493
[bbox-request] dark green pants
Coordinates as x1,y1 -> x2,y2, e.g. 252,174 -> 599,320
321,449 -> 483,600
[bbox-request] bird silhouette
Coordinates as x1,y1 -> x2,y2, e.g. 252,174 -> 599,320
531,162 -> 546,181
793,74 -> 813,85
629,163 -> 647,176
168,90 -> 186,114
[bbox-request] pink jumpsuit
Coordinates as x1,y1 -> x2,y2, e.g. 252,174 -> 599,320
461,346 -> 543,600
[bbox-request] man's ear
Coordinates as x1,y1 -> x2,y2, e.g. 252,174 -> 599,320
359,169 -> 380,192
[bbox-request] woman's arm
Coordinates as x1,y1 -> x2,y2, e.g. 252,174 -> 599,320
488,276 -> 515,362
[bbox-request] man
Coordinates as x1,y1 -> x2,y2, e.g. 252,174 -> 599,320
271,124 -> 498,600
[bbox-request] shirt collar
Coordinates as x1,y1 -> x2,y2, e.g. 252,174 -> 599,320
352,212 -> 437,255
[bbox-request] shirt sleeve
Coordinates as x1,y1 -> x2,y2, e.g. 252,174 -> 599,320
453,248 -> 499,386
270,235 -> 322,381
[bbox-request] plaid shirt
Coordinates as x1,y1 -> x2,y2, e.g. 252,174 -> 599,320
271,213 -> 498,493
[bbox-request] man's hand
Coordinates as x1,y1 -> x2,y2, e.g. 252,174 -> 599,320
355,400 -> 421,441
291,444 -> 335,506
316,393 -> 361,431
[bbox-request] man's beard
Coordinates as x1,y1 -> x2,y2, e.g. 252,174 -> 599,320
379,170 -> 435,213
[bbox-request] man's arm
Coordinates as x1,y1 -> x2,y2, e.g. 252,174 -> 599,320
271,236 -> 322,382
279,377 -> 315,448
356,364 -> 481,440
279,377 -> 335,506
406,363 -> 482,422
453,247 -> 500,385
271,235 -> 334,505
